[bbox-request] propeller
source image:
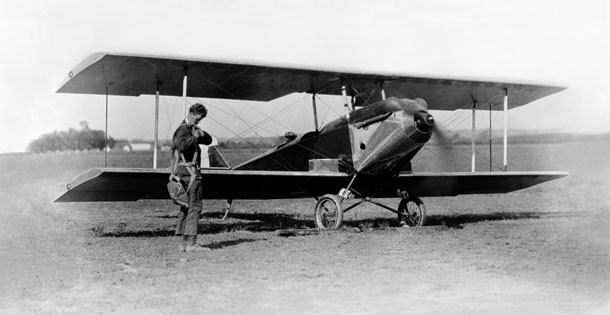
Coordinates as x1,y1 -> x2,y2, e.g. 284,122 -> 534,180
431,122 -> 453,147
398,97 -> 462,170
426,119 -> 464,171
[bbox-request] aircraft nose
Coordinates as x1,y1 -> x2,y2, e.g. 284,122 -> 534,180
414,112 -> 434,133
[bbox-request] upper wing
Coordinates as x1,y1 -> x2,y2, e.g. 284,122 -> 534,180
55,168 -> 567,202
57,52 -> 565,111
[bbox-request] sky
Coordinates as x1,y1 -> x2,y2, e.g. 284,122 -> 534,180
0,0 -> 609,153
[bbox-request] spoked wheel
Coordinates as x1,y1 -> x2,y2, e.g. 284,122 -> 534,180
397,196 -> 426,227
314,194 -> 344,229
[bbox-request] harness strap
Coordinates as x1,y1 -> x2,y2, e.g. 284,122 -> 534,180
171,149 -> 199,171
171,151 -> 199,192
179,153 -> 198,167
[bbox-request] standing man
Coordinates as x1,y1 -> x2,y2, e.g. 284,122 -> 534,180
171,103 -> 212,252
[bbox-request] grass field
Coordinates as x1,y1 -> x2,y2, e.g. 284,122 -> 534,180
0,139 -> 609,314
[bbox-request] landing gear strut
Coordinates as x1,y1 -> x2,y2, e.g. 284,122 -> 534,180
221,199 -> 232,220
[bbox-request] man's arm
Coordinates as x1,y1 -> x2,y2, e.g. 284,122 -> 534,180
169,149 -> 180,181
175,126 -> 199,153
196,129 -> 213,146
175,126 -> 213,153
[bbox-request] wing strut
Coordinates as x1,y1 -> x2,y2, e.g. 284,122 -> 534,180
182,67 -> 188,119
104,85 -> 109,167
503,88 -> 508,171
341,80 -> 350,115
471,100 -> 477,172
153,81 -> 160,169
311,92 -> 319,132
489,103 -> 493,171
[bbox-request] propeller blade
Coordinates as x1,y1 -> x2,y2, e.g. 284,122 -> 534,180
431,122 -> 453,147
424,121 -> 464,171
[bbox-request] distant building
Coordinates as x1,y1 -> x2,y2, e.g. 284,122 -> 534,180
123,142 -> 153,152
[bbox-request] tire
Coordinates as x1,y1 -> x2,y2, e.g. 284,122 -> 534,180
314,194 -> 344,229
397,196 -> 426,227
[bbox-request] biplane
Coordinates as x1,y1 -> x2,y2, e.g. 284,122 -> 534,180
54,52 -> 568,229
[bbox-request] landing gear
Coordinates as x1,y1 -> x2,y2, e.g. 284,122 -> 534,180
312,192 -> 426,229
312,173 -> 426,229
314,194 -> 344,229
397,196 -> 426,227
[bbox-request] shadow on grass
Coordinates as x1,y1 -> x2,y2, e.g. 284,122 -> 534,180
156,214 -> 177,219
426,211 -> 543,226
97,211 -> 552,237
99,230 -> 176,237
97,212 -> 313,237
201,212 -> 314,233
342,211 -> 544,229
207,238 -> 262,249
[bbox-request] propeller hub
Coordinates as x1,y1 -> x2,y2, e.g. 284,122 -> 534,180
414,112 -> 434,133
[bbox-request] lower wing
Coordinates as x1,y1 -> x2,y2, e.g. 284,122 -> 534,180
54,168 -> 567,202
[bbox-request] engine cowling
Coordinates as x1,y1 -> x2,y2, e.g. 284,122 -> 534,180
349,97 -> 434,175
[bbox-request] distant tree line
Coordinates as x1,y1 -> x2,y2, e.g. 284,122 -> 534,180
27,121 -> 115,153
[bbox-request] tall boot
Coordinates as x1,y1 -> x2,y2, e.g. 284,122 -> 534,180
179,235 -> 188,252
185,235 -> 210,252
188,235 -> 197,246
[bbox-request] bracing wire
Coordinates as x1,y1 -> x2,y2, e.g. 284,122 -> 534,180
222,94 -> 310,139
227,77 -> 342,137
425,95 -> 508,172
192,98 -> 274,139
192,94 -> 310,142
195,73 -> 321,141
183,97 -> 300,172
438,109 -> 466,129
442,110 -> 470,131
185,98 -> 270,154
163,95 -> 180,142
201,94 -> 354,171
200,107 -> 295,171
197,74 -> 297,131
198,75 -> 340,144
315,95 -> 343,126
197,100 -> 281,137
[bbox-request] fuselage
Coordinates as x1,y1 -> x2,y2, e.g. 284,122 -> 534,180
234,97 -> 435,176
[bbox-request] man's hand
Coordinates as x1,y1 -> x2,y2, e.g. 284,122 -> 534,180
193,129 -> 205,138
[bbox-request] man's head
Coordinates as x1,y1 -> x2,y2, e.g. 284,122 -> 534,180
187,103 -> 207,125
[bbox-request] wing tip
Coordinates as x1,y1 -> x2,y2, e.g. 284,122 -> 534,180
56,52 -> 108,94
53,168 -> 105,203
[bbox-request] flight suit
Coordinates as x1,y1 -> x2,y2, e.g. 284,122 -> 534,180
171,120 -> 212,237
